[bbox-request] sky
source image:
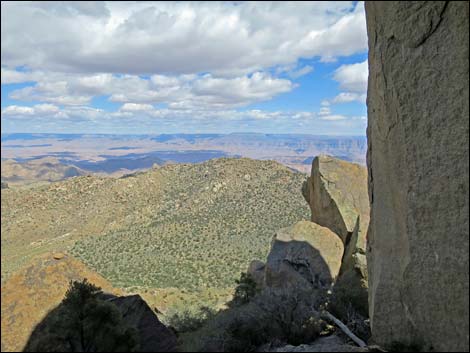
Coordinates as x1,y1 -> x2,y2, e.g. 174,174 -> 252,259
1,1 -> 369,135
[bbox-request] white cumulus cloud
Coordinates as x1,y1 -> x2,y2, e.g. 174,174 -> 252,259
333,60 -> 368,93
1,1 -> 366,76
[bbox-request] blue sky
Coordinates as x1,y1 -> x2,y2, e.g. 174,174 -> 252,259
1,1 -> 368,135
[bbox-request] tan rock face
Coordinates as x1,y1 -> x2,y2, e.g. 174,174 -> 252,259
0,254 -> 120,352
305,155 -> 370,315
365,1 -> 469,351
306,155 -> 369,245
265,221 -> 344,290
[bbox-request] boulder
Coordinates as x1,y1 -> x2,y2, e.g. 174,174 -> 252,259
52,252 -> 65,260
365,1 -> 469,351
108,295 -> 177,352
305,155 -> 369,245
305,155 -> 369,315
265,221 -> 344,290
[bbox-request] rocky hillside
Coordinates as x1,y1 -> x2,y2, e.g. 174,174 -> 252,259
1,253 -> 119,352
70,158 -> 310,290
179,156 -> 371,352
1,157 -> 86,186
1,158 -> 309,290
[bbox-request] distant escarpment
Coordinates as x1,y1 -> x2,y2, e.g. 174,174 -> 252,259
366,1 -> 469,351
0,157 -> 86,186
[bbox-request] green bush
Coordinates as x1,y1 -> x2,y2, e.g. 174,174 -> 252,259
328,273 -> 370,342
184,287 -> 329,352
229,272 -> 259,307
24,279 -> 139,352
165,306 -> 217,334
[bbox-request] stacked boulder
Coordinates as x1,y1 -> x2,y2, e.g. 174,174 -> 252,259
250,155 -> 369,316
264,221 -> 344,290
305,155 -> 370,316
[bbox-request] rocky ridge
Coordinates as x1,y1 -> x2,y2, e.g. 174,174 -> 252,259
1,157 -> 86,186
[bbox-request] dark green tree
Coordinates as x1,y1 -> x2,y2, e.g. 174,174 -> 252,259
24,279 -> 139,352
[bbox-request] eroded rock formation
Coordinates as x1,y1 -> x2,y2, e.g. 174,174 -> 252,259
304,155 -> 370,316
365,1 -> 469,351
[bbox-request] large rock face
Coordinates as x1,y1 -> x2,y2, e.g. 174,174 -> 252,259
305,155 -> 369,245
265,221 -> 344,290
304,155 -> 369,315
365,1 -> 469,351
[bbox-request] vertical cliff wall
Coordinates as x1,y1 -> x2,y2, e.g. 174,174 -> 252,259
365,1 -> 469,351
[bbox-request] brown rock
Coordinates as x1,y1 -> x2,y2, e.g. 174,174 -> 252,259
265,221 -> 344,290
305,155 -> 369,315
52,252 -> 65,260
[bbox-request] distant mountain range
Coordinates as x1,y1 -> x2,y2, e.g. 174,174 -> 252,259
1,133 -> 367,184
1,157 -> 86,186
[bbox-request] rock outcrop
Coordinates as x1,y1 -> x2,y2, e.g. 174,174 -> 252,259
1,253 -> 119,352
365,1 -> 469,351
264,221 -> 344,290
304,155 -> 369,316
108,295 -> 177,352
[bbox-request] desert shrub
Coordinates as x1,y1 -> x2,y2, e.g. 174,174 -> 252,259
165,305 -> 217,334
328,273 -> 370,341
69,160 -> 310,293
185,287 -> 329,352
24,279 -> 139,352
229,272 -> 259,307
